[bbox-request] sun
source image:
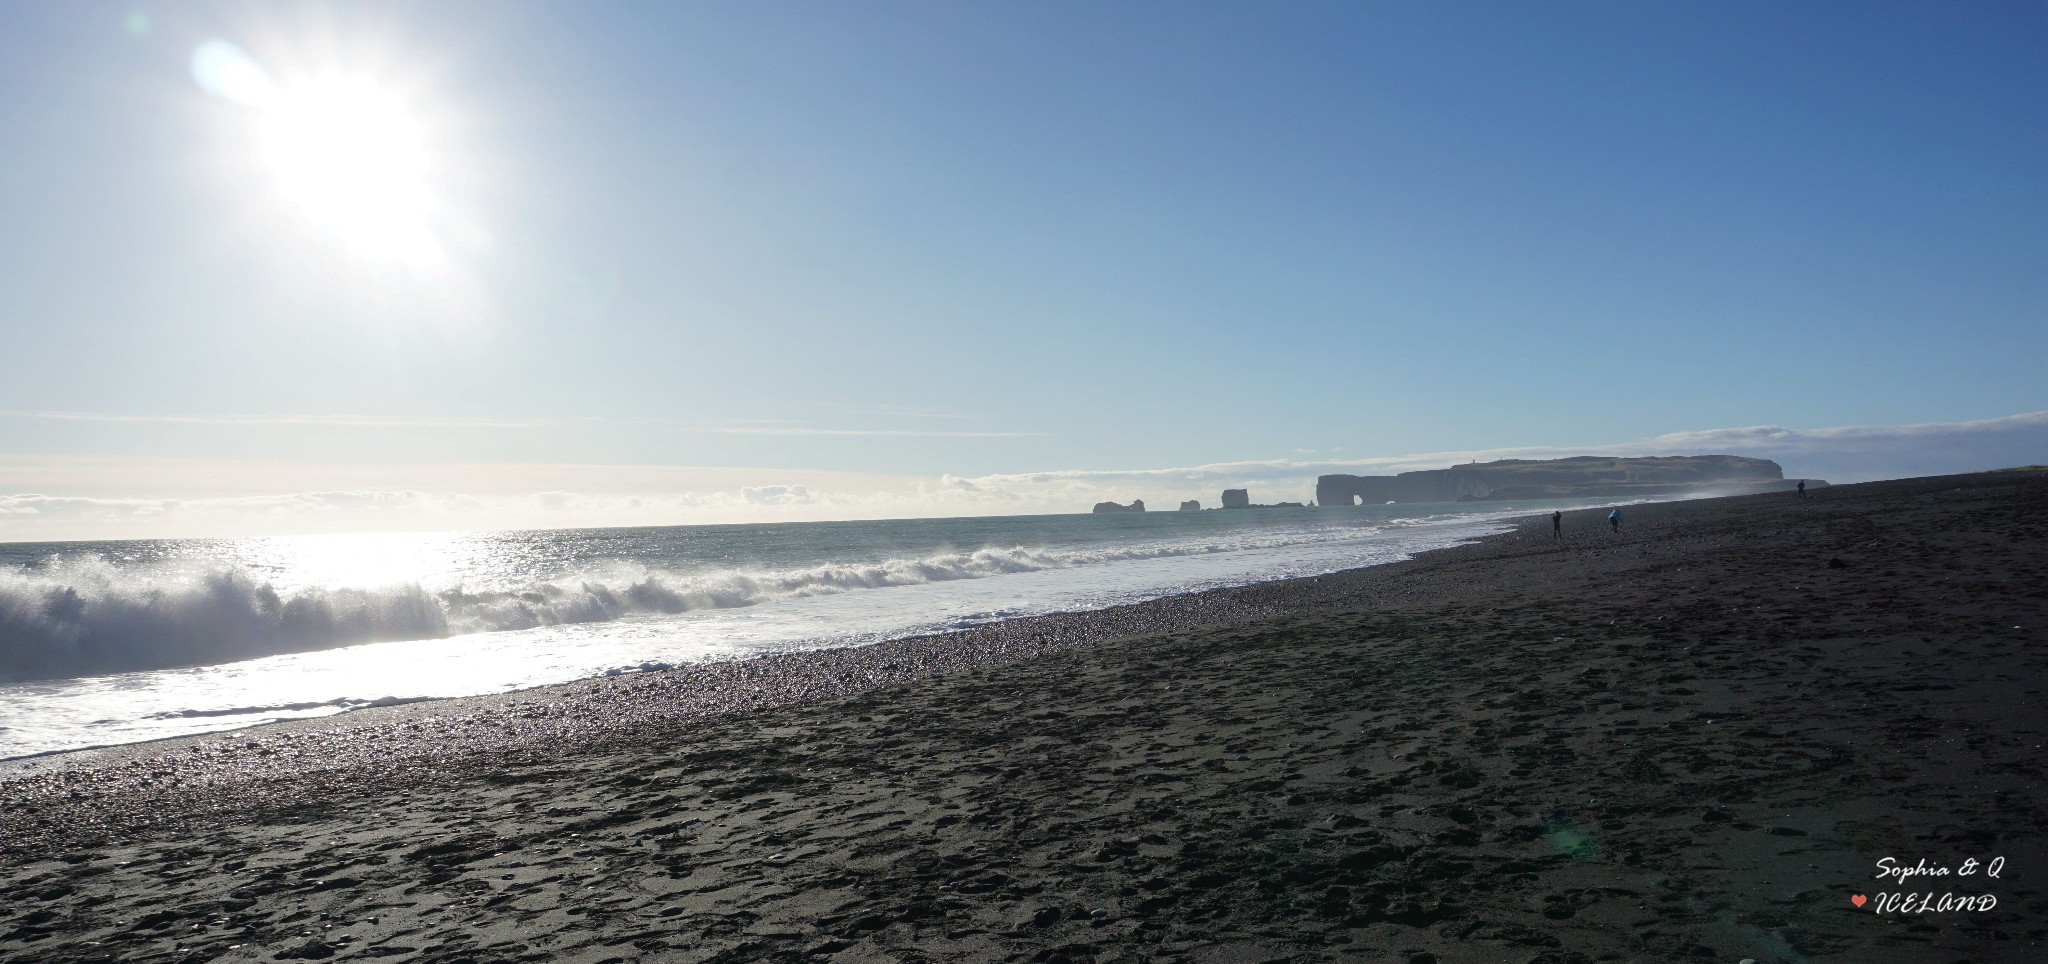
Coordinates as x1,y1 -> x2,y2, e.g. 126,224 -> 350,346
258,79 -> 439,263
192,39 -> 447,266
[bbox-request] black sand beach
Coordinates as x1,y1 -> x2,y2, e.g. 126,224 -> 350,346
3,471 -> 2045,963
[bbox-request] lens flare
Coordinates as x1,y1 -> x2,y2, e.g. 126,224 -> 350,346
190,39 -> 275,107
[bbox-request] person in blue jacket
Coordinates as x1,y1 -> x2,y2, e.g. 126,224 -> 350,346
1608,508 -> 1621,533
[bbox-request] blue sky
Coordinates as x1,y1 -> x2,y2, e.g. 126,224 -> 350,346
0,1 -> 2042,537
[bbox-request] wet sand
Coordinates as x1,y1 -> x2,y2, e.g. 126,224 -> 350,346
3,470 -> 2045,963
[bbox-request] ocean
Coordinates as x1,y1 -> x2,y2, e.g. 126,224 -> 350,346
0,501 -> 1562,760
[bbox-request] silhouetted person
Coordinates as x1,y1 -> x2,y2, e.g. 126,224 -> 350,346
1797,479 -> 1806,499
1608,508 -> 1621,533
1551,510 -> 1562,539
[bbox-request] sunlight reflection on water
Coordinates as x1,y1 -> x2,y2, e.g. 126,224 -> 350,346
0,504 -> 1578,759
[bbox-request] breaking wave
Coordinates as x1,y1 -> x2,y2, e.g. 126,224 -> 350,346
0,527 -> 1396,684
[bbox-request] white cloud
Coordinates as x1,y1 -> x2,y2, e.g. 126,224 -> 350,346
8,491 -> 464,533
0,494 -> 182,518
691,427 -> 1047,438
0,411 -> 559,429
0,411 -> 2038,541
0,410 -> 1043,438
741,484 -> 819,506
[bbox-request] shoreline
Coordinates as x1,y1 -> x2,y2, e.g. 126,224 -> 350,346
0,506 -> 1532,777
4,470 -> 2044,962
0,501 -> 1538,772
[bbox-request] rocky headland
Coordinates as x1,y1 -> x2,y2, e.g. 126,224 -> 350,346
1317,455 -> 1814,506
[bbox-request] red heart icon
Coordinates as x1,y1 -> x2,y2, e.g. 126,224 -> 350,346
1851,894 -> 1867,908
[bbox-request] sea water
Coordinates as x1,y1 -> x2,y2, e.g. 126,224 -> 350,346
0,502 -> 1560,759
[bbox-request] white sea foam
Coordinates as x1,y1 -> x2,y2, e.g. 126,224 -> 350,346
0,503 -> 1564,760
0,522 -> 1446,685
0,556 -> 448,684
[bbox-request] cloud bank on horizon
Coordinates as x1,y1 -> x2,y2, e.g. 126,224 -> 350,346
1,411 -> 2040,542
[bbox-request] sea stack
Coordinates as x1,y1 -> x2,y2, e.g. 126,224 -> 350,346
1091,499 -> 1145,513
1221,489 -> 1250,509
1179,500 -> 1200,511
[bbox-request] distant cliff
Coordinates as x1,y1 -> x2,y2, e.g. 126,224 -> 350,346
1179,500 -> 1201,511
1092,499 -> 1146,513
1317,455 -> 1807,505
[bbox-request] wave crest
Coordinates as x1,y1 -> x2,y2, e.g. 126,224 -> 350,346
0,528 -> 1382,684
1,558 -> 450,684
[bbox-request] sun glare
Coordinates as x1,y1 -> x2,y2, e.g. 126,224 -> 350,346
259,80 -> 438,262
192,39 -> 446,266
